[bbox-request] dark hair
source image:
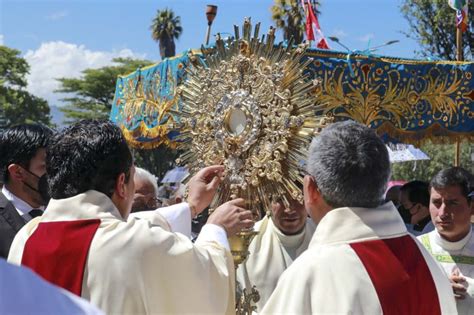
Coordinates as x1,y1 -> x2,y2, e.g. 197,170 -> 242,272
430,167 -> 474,201
306,120 -> 391,208
400,180 -> 430,207
47,119 -> 133,199
0,124 -> 53,183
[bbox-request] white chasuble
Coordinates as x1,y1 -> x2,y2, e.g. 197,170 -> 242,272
260,203 -> 457,315
8,190 -> 235,315
236,216 -> 315,311
420,227 -> 474,315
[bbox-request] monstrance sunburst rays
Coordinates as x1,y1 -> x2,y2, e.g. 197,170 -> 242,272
175,19 -> 328,216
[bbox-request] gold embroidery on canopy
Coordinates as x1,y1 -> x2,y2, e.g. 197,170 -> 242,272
121,121 -> 178,149
313,62 -> 468,136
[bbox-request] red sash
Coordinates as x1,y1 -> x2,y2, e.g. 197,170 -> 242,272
21,219 -> 100,296
350,235 -> 441,315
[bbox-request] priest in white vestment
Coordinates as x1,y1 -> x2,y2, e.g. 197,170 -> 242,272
237,198 -> 315,311
261,121 -> 457,314
8,120 -> 255,315
419,166 -> 474,315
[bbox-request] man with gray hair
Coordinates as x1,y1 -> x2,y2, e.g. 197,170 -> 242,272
261,121 -> 456,314
131,167 -> 160,212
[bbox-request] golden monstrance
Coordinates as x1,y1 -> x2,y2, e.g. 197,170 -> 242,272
175,19 -> 327,314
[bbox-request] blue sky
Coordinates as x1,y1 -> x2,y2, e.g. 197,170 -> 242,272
0,0 -> 422,108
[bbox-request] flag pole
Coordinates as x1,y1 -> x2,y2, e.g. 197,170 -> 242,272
454,26 -> 463,166
205,5 -> 218,46
456,28 -> 463,61
304,2 -> 312,47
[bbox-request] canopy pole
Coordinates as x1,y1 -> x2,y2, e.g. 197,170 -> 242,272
455,141 -> 461,166
454,27 -> 463,166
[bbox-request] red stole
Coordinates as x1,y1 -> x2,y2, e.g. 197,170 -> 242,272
350,235 -> 441,315
22,219 -> 100,296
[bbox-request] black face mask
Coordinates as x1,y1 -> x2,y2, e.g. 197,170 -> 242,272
397,204 -> 408,213
37,174 -> 50,204
396,204 -> 412,224
21,168 -> 50,205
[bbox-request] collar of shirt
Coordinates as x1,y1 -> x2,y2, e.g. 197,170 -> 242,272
310,202 -> 407,247
271,218 -> 307,249
42,190 -> 122,222
1,186 -> 44,218
434,226 -> 472,252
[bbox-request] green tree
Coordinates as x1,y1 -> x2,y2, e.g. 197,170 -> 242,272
391,141 -> 474,182
0,46 -> 51,128
56,58 -> 153,123
271,0 -> 320,45
133,146 -> 180,180
401,0 -> 473,60
150,8 -> 183,59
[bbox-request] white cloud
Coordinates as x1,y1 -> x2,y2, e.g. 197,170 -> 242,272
331,29 -> 347,39
358,33 -> 375,43
0,34 -> 4,45
24,41 -> 146,106
46,10 -> 69,21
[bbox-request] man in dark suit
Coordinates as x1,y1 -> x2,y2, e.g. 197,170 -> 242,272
0,124 -> 53,258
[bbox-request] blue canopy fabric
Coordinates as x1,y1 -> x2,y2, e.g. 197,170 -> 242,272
110,50 -> 202,149
305,49 -> 473,143
110,48 -> 473,148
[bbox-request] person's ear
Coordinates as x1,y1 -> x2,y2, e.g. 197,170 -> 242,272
7,164 -> 24,181
303,175 -> 321,207
114,173 -> 127,199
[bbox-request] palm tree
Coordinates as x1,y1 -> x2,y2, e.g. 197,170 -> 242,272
271,0 -> 320,45
150,8 -> 183,59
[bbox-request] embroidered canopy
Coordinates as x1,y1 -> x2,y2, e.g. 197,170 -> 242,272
110,48 -> 473,149
110,51 -> 197,149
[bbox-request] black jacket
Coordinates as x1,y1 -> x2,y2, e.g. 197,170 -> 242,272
0,192 -> 26,259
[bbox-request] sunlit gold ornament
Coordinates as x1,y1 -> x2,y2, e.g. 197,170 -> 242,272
177,19 -> 327,211
176,18 -> 329,314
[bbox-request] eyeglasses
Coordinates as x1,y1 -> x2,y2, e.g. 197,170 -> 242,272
133,194 -> 163,208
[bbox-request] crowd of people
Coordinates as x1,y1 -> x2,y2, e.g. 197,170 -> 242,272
0,119 -> 472,314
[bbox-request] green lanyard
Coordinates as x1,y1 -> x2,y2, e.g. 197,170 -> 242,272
421,234 -> 474,265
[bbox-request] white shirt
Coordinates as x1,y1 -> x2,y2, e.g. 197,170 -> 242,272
1,186 -> 44,221
0,258 -> 103,315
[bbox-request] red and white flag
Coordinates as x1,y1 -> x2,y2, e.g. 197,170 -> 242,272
303,1 -> 330,49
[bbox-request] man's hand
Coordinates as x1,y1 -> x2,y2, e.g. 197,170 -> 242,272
450,269 -> 467,300
187,165 -> 224,217
207,198 -> 254,236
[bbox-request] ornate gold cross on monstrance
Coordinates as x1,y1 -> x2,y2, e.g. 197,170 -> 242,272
175,19 -> 327,314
